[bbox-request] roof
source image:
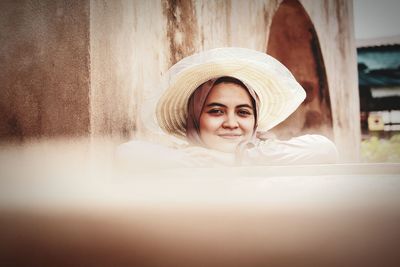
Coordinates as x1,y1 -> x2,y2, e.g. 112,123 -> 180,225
357,41 -> 400,88
358,44 -> 400,53
357,44 -> 400,70
359,68 -> 400,87
356,36 -> 400,48
359,67 -> 400,87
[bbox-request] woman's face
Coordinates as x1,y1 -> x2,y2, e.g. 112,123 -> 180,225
199,82 -> 256,153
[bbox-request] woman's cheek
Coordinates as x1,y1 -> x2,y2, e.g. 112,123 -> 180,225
239,117 -> 256,132
203,115 -> 224,131
200,114 -> 216,133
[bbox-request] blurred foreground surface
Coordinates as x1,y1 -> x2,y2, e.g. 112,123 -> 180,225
0,138 -> 399,267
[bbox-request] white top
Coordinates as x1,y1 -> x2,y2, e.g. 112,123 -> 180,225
116,135 -> 339,170
244,134 -> 339,165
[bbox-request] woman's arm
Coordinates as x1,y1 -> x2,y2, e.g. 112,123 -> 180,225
243,134 -> 339,165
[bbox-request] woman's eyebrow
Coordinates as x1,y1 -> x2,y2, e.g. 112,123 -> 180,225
236,104 -> 253,109
205,102 -> 226,108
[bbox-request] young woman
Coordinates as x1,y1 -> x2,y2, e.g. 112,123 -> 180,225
119,47 -> 338,167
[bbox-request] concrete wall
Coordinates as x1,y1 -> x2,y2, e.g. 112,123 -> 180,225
90,0 -> 168,139
0,0 -> 90,141
0,0 -> 360,161
266,0 -> 360,160
300,0 -> 360,161
267,0 -> 334,140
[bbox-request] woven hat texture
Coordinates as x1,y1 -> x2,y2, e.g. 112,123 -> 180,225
156,47 -> 306,139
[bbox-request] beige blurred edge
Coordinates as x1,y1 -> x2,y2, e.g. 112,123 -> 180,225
0,138 -> 399,267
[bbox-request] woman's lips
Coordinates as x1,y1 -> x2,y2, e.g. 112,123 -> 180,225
218,134 -> 242,139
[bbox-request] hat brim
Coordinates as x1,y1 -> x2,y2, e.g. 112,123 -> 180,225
156,48 -> 306,139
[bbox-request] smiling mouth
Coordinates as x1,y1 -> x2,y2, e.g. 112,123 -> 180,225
218,134 -> 242,139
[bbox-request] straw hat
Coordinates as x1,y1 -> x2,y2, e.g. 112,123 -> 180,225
156,47 -> 306,139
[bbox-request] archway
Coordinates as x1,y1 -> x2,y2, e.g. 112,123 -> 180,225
267,0 -> 333,139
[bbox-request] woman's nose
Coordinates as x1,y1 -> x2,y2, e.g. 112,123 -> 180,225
222,113 -> 239,129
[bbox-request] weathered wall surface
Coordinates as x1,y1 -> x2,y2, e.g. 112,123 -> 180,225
300,0 -> 360,161
194,0 -> 274,52
0,0 -> 90,141
90,0 -> 170,140
0,0 -> 359,160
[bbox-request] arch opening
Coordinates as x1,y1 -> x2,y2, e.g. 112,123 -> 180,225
267,0 -> 333,139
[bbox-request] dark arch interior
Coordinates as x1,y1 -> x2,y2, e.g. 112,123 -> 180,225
267,0 -> 333,140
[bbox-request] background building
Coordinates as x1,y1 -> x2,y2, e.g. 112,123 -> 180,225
357,40 -> 400,136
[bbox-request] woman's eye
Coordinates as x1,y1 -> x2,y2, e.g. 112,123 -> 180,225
238,109 -> 252,116
207,109 -> 224,115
